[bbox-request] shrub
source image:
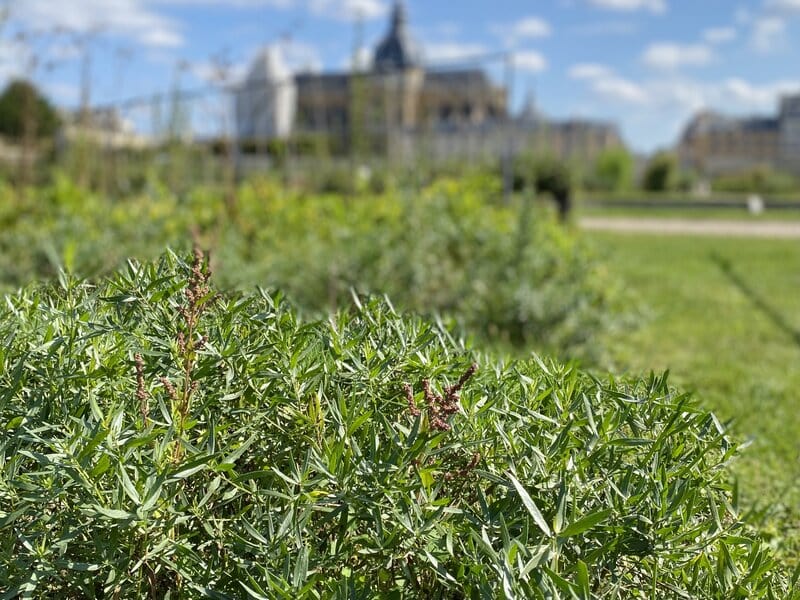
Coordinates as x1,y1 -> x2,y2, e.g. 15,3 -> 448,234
587,148 -> 634,193
0,177 -> 622,360
713,167 -> 800,195
512,154 -> 573,198
0,251 -> 792,598
224,176 -> 617,358
641,152 -> 678,192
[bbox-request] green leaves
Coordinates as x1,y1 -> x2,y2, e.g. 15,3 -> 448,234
507,471 -> 552,538
0,251 -> 793,598
558,509 -> 613,539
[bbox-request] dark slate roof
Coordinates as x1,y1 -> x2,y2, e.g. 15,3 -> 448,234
294,72 -> 350,92
740,117 -> 780,132
683,111 -> 779,139
374,2 -> 420,71
424,69 -> 492,89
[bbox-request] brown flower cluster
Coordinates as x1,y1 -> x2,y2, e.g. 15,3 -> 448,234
130,249 -> 214,456
178,247 -> 213,334
443,452 -> 481,481
404,363 -> 478,432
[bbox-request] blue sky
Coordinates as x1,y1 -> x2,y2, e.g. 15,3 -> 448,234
3,0 -> 800,152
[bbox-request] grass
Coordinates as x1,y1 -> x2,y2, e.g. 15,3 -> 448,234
588,231 -> 800,557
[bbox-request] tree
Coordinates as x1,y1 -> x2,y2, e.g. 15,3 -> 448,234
592,147 -> 633,192
642,151 -> 678,192
0,79 -> 61,141
512,154 -> 574,220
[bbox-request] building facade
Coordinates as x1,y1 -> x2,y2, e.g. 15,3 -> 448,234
678,93 -> 800,176
236,2 -> 623,162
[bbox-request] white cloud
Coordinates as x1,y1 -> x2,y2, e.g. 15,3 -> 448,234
280,40 -> 324,73
569,19 -> 639,36
11,0 -> 183,47
568,62 -> 613,80
593,76 -> 649,104
153,0 -> 295,6
735,7 -> 752,25
767,0 -> 800,13
0,39 -> 28,81
642,42 -> 714,69
309,0 -> 388,21
721,77 -> 800,108
568,62 -> 648,104
587,0 -> 666,14
513,50 -> 547,73
509,17 -> 552,39
422,42 -> 487,63
750,16 -> 787,53
490,16 -> 551,50
191,59 -> 248,84
703,26 -> 737,44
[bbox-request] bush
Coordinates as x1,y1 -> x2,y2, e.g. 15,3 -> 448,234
641,152 -> 678,192
512,155 -> 573,198
0,251 -> 792,598
713,167 -> 800,195
587,148 -> 634,193
0,176 -> 622,360
226,176 -> 614,358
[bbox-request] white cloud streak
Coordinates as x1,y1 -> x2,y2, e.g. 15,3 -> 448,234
502,17 -> 552,40
513,50 -> 547,73
587,0 -> 666,14
422,42 -> 487,63
11,0 -> 184,47
309,0 -> 388,21
750,16 -> 787,53
641,42 -> 714,69
703,26 -> 737,44
152,0 -> 296,6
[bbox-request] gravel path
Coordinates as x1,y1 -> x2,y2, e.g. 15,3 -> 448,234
579,217 -> 800,239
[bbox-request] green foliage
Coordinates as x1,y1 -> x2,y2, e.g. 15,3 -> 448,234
0,79 -> 61,141
0,251 -> 793,598
713,166 -> 800,195
225,176 -> 613,357
588,148 -> 634,193
513,154 -> 573,199
641,152 -> 679,192
0,176 -> 621,360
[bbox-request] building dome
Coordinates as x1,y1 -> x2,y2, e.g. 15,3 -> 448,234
374,1 -> 420,71
246,46 -> 291,82
235,45 -> 296,140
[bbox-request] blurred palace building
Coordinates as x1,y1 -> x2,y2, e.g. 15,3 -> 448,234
235,1 -> 623,162
678,94 -> 800,176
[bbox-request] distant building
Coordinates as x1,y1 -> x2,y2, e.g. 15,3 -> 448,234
237,1 -> 506,153
235,47 -> 296,140
780,94 -> 800,174
236,1 -> 624,161
678,92 -> 800,176
58,107 -> 150,149
514,97 -> 623,160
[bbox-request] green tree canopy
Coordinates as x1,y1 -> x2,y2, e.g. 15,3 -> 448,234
0,79 -> 61,141
591,147 -> 634,192
642,151 -> 678,192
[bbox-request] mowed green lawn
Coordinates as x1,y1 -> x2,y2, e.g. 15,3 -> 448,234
588,231 -> 800,553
